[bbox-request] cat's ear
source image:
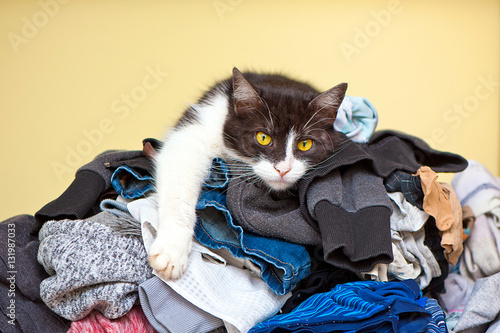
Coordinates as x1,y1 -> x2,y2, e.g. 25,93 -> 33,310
232,67 -> 265,114
308,82 -> 348,119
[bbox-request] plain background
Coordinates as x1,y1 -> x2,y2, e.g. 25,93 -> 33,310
1,0 -> 499,221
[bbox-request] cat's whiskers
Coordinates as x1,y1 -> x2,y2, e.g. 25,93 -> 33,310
302,117 -> 336,133
244,106 -> 274,130
307,128 -> 335,150
223,173 -> 262,194
223,132 -> 237,141
302,107 -> 325,132
303,97 -> 342,131
304,138 -> 352,175
259,97 -> 274,129
302,96 -> 340,129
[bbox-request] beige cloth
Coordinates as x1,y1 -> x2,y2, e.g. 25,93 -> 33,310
440,183 -> 464,265
416,166 -> 464,265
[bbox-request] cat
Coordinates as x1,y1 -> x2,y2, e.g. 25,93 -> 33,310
149,67 -> 347,280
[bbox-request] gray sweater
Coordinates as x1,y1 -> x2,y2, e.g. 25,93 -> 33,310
227,130 -> 468,273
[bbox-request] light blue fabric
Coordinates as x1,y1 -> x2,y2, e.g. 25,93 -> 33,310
335,96 -> 378,143
194,158 -> 311,296
100,198 -> 132,219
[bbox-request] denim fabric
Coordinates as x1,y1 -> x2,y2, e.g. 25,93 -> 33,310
249,279 -> 431,333
194,158 -> 311,296
99,198 -> 132,219
111,165 -> 154,199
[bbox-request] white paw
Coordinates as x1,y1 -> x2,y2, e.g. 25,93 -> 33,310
148,234 -> 192,280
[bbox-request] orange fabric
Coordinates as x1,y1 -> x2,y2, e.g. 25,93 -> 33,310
416,166 -> 454,231
440,183 -> 464,265
416,166 -> 464,265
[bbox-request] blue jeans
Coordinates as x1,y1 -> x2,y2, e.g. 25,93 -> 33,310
194,158 -> 311,296
111,165 -> 154,199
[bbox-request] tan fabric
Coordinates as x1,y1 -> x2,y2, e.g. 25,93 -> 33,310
416,166 -> 464,265
440,183 -> 464,265
417,166 -> 454,231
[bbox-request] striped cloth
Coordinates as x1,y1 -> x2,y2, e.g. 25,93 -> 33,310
424,298 -> 448,333
249,280 -> 432,333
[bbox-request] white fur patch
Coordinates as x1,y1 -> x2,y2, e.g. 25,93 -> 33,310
252,131 -> 308,191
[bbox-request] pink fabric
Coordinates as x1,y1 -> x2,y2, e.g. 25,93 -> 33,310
67,306 -> 157,333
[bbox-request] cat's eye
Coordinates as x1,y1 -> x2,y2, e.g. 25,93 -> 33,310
298,139 -> 313,151
256,132 -> 272,146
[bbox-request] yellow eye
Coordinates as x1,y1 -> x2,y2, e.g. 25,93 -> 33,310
256,132 -> 272,146
298,139 -> 313,151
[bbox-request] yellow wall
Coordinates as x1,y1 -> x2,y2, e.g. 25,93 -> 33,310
1,0 -> 498,221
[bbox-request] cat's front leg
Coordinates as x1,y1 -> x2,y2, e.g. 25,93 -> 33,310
149,120 -> 223,280
148,196 -> 197,280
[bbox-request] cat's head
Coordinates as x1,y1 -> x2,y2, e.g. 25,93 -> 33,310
223,68 -> 347,191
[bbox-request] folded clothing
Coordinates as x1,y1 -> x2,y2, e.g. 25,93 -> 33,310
37,212 -> 153,321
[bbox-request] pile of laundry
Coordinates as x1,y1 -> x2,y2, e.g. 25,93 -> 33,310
1,97 -> 500,333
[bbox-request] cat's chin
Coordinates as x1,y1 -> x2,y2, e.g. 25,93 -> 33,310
265,179 -> 297,191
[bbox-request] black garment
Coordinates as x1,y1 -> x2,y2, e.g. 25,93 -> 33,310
423,216 -> 449,296
33,139 -> 161,234
0,215 -> 70,332
281,252 -> 361,314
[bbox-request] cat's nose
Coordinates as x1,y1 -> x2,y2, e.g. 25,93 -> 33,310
274,165 -> 291,178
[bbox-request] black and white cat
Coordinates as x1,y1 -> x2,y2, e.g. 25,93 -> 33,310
150,68 -> 347,280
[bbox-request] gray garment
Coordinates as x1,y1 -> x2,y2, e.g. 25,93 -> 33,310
304,164 -> 394,272
139,276 -> 224,333
438,273 -> 475,313
227,181 -> 321,246
96,202 -> 143,239
454,272 -> 500,333
37,212 -> 153,321
305,166 -> 392,218
387,192 -> 441,289
227,162 -> 394,272
226,164 -> 394,247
